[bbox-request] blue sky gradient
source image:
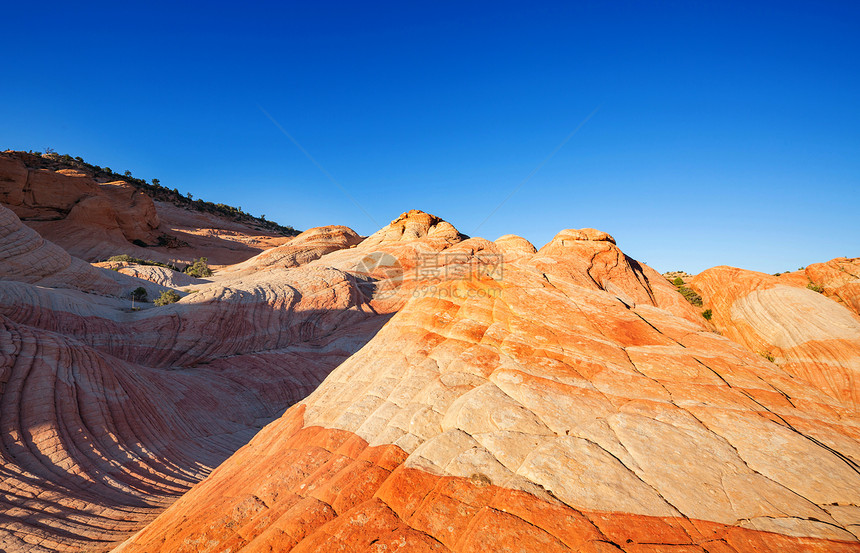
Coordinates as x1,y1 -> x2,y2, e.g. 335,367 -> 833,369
2,1 -> 858,273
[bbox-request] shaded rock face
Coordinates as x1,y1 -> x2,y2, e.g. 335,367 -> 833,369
2,205 -> 860,553
691,266 -> 860,408
0,154 -> 161,247
111,221 -> 860,552
0,204 -> 168,299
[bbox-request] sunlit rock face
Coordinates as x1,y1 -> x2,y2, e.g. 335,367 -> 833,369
108,220 -> 860,553
804,257 -> 860,316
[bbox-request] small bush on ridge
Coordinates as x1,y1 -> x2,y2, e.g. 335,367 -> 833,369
184,257 -> 213,278
131,287 -> 148,302
806,282 -> 824,293
154,290 -> 181,306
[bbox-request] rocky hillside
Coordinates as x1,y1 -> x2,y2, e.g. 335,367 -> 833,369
0,151 -> 299,266
1,200 -> 859,553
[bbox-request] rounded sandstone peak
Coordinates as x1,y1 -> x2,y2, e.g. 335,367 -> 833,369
224,225 -> 363,273
289,225 -> 362,247
550,228 -> 616,245
363,209 -> 463,246
494,234 -> 537,255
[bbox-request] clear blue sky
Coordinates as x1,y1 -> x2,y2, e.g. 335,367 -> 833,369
2,1 -> 858,273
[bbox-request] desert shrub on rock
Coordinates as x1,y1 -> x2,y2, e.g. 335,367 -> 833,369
154,290 -> 181,306
677,286 -> 703,306
131,287 -> 148,302
807,282 -> 825,293
184,257 -> 213,278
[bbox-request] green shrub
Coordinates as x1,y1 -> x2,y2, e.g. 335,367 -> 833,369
131,287 -> 148,302
702,309 -> 712,320
107,254 -> 180,271
108,254 -> 135,263
672,276 -> 684,286
806,282 -> 824,293
184,257 -> 213,278
759,351 -> 775,363
677,286 -> 703,307
154,289 -> 181,306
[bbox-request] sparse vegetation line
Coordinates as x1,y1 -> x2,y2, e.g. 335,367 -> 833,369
107,254 -> 182,272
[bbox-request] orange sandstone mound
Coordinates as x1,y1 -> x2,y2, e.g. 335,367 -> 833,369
108,216 -> 860,553
692,266 -> 860,408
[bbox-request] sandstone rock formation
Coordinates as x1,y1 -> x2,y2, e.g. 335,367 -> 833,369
0,208 -> 383,552
2,203 -> 859,553
149,200 -> 292,267
114,264 -> 210,288
0,204 -> 168,299
221,225 -> 364,276
0,152 -> 291,266
113,220 -> 860,552
805,257 -> 860,316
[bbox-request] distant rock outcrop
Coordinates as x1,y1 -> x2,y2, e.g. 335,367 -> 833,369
0,152 -> 292,266
0,204 -> 166,299
221,225 -> 364,275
